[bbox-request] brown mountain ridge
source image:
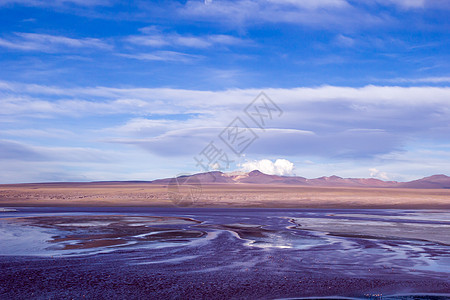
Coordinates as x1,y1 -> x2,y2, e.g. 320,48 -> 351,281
152,170 -> 450,189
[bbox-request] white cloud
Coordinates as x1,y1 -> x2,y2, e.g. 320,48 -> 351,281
180,0 -> 388,30
126,29 -> 248,49
178,0 -> 448,32
1,81 -> 449,182
1,81 -> 449,162
2,81 -> 450,115
369,168 -> 389,180
0,128 -> 76,139
334,34 -> 355,47
386,76 -> 450,83
376,0 -> 425,9
0,33 -> 111,52
240,158 -> 295,175
267,0 -> 350,9
0,0 -> 112,7
118,51 -> 201,62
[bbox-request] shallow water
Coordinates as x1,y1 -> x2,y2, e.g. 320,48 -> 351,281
1,207 -> 449,298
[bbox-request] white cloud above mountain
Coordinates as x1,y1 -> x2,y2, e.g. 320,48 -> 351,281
240,159 -> 295,176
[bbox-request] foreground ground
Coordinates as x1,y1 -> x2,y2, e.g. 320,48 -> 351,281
0,182 -> 449,208
0,208 -> 449,299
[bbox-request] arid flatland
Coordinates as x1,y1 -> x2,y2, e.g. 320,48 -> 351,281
0,182 -> 449,208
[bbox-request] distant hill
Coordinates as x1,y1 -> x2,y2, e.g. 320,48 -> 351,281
151,170 -> 450,189
398,175 -> 450,189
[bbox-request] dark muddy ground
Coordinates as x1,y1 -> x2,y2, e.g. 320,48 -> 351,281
0,208 -> 449,299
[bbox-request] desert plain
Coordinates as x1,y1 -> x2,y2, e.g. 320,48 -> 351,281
0,182 -> 449,208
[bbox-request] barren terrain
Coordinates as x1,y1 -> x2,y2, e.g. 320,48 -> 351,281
0,182 -> 449,208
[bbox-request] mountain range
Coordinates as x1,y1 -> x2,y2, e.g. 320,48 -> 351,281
152,170 -> 450,189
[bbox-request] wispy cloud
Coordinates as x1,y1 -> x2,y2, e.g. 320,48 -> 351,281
0,128 -> 76,139
1,81 -> 449,171
176,0 -> 450,32
0,139 -> 47,161
385,76 -> 450,83
119,28 -> 249,63
333,34 -> 356,47
126,27 -> 249,49
267,0 -> 350,9
118,51 -> 201,62
0,0 -> 113,7
0,81 -> 449,182
0,139 -> 115,162
2,81 -> 450,117
180,0 -> 389,30
0,32 -> 111,52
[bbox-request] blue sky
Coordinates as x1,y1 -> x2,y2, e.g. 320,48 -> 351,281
0,0 -> 449,183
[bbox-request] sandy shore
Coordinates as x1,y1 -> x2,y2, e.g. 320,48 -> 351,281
0,182 -> 449,208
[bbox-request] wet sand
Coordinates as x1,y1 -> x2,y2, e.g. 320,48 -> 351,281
1,249 -> 449,299
0,208 -> 449,299
8,215 -> 203,251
